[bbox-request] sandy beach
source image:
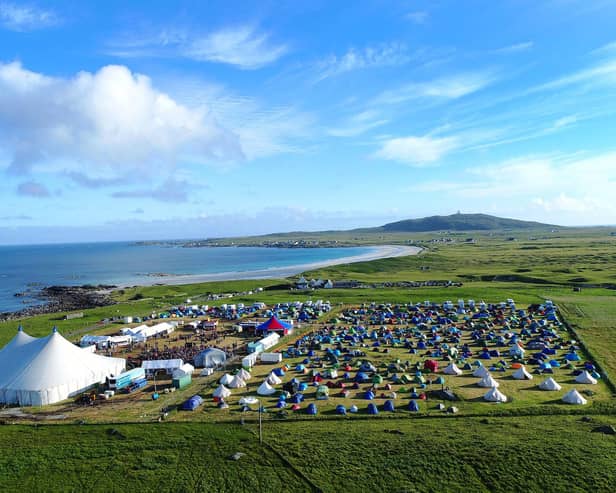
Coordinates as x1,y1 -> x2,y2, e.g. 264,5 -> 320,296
126,245 -> 422,287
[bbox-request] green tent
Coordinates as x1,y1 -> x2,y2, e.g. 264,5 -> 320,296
316,385 -> 330,400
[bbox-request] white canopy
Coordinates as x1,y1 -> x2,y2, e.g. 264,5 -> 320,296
483,387 -> 507,402
213,385 -> 231,399
538,377 -> 561,391
512,366 -> 533,380
0,328 -> 125,406
257,380 -> 276,395
575,371 -> 597,385
142,359 -> 183,372
172,363 -> 194,379
239,396 -> 259,405
473,366 -> 490,378
562,389 -> 587,405
443,363 -> 463,376
478,375 -> 500,388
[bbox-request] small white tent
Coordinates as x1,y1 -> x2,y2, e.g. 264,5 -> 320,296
484,387 -> 507,402
219,373 -> 234,386
267,372 -> 282,385
228,375 -> 246,389
237,368 -> 252,381
478,375 -> 500,388
213,385 -> 231,399
0,328 -> 125,406
562,389 -> 587,405
257,380 -> 276,396
512,366 -> 533,380
575,371 -> 597,385
473,366 -> 490,378
538,377 -> 561,391
443,363 -> 463,376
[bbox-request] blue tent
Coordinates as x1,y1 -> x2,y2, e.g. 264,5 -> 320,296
290,393 -> 304,403
335,404 -> 347,415
307,403 -> 318,415
566,352 -> 581,361
181,395 -> 204,411
367,403 -> 379,415
365,390 -> 375,400
383,400 -> 395,412
298,382 -> 308,392
273,367 -> 286,377
355,372 -> 370,383
408,400 -> 420,412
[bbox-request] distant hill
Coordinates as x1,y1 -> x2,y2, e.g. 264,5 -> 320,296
380,213 -> 558,232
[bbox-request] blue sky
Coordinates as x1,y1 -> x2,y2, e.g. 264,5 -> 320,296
1,0 -> 616,244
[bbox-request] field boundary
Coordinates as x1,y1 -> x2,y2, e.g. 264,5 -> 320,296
558,309 -> 616,395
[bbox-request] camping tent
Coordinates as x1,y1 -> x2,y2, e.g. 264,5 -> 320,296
509,343 -> 525,358
181,395 -> 203,411
257,316 -> 292,336
443,363 -> 463,376
512,366 -> 533,380
538,377 -> 561,391
473,366 -> 490,378
483,387 -> 507,402
219,374 -> 234,386
575,371 -> 598,384
0,328 -> 125,406
335,404 -> 347,415
367,403 -> 379,415
424,360 -> 439,372
316,385 -> 329,400
194,348 -> 226,368
408,400 -> 420,412
562,389 -> 587,405
306,403 -> 318,415
237,368 -> 251,381
257,381 -> 276,396
267,372 -> 282,385
228,375 -> 246,388
213,385 -> 231,399
383,400 -> 395,412
478,375 -> 500,388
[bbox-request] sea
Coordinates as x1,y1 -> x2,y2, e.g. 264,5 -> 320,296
0,242 -> 375,313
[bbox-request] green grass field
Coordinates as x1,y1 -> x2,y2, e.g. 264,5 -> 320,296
2,228 -> 616,491
1,415 -> 615,492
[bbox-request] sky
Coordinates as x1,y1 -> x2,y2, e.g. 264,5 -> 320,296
1,0 -> 616,244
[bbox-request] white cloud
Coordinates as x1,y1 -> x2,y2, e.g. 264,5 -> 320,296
0,61 -> 242,176
373,72 -> 494,105
491,42 -> 534,54
315,43 -> 410,82
184,25 -> 288,69
406,11 -> 429,24
327,110 -> 389,137
374,135 -> 459,165
164,77 -> 315,160
0,2 -> 58,31
110,25 -> 288,69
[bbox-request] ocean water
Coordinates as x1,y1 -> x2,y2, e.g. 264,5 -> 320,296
0,242 -> 374,313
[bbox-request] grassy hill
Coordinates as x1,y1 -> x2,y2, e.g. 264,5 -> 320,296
380,213 -> 558,233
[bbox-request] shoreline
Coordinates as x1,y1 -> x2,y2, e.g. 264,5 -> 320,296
120,244 -> 422,288
1,245 -> 422,319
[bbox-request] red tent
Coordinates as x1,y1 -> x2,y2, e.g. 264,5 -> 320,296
256,316 -> 292,335
424,359 -> 439,372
